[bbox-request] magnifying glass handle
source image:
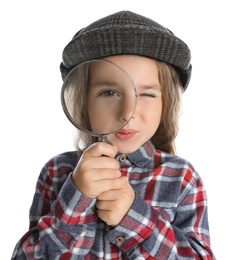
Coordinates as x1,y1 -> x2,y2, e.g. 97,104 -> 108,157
98,135 -> 109,157
98,135 -> 108,143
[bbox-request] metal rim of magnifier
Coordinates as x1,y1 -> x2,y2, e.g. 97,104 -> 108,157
61,59 -> 137,138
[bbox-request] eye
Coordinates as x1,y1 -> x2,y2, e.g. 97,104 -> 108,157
99,90 -> 119,97
139,93 -> 157,98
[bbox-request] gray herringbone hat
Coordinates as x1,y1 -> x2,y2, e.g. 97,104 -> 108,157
60,11 -> 192,90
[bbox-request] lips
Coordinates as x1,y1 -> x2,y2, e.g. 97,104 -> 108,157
115,129 -> 137,141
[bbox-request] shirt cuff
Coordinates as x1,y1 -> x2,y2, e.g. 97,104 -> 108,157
108,192 -> 157,252
53,173 -> 97,225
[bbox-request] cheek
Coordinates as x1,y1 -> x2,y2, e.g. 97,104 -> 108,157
140,100 -> 162,125
144,111 -> 161,131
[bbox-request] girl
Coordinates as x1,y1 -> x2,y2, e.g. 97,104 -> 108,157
12,11 -> 215,259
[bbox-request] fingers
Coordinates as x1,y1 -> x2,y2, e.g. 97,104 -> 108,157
72,142 -> 125,198
84,142 -> 118,158
96,176 -> 128,192
97,188 -> 122,200
80,156 -> 120,171
97,181 -> 132,201
79,176 -> 127,199
96,183 -> 135,227
92,169 -> 121,180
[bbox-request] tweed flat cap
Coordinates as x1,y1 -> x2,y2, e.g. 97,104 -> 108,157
60,11 -> 192,90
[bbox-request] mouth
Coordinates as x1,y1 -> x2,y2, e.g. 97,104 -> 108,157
114,129 -> 137,141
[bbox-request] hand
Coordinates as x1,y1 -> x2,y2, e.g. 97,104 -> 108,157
96,182 -> 135,226
72,142 -> 127,198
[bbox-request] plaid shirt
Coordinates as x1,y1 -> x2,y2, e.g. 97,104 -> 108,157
12,142 -> 215,259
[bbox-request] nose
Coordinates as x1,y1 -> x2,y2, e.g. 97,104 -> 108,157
118,95 -> 136,122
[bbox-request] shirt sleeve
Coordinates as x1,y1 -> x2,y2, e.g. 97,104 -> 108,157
11,160 -> 98,259
108,168 -> 216,259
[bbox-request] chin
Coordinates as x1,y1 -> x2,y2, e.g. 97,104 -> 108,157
108,139 -> 142,154
117,147 -> 137,154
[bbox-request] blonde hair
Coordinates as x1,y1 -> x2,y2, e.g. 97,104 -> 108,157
67,59 -> 183,154
152,61 -> 183,154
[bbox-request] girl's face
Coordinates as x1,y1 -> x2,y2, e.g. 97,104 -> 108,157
87,55 -> 162,154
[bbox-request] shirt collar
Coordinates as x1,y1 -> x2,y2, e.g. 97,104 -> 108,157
116,141 -> 156,168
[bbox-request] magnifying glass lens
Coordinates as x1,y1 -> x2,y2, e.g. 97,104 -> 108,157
61,59 -> 136,140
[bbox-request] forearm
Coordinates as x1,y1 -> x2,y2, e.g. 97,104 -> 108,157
12,174 -> 98,259
108,192 -> 215,259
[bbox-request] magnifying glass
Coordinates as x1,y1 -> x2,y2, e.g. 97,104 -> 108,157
61,59 -> 137,143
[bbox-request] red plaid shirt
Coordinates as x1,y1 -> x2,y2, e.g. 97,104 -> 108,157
12,142 -> 215,259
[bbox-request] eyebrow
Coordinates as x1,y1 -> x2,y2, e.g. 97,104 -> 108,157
139,84 -> 162,91
88,80 -> 120,89
90,80 -> 120,86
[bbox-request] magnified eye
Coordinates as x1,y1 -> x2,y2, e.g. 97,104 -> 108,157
100,90 -> 119,97
61,59 -> 137,137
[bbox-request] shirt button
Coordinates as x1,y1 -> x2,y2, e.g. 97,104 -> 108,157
119,155 -> 126,162
116,236 -> 125,243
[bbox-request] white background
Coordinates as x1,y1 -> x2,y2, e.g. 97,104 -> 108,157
1,0 -> 228,259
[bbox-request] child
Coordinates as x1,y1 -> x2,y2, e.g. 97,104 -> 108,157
12,11 -> 216,259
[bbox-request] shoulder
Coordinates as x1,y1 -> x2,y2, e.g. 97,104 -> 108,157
151,150 -> 206,206
41,150 -> 82,179
49,150 -> 81,167
35,151 -> 82,196
155,149 -> 195,170
154,149 -> 200,186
